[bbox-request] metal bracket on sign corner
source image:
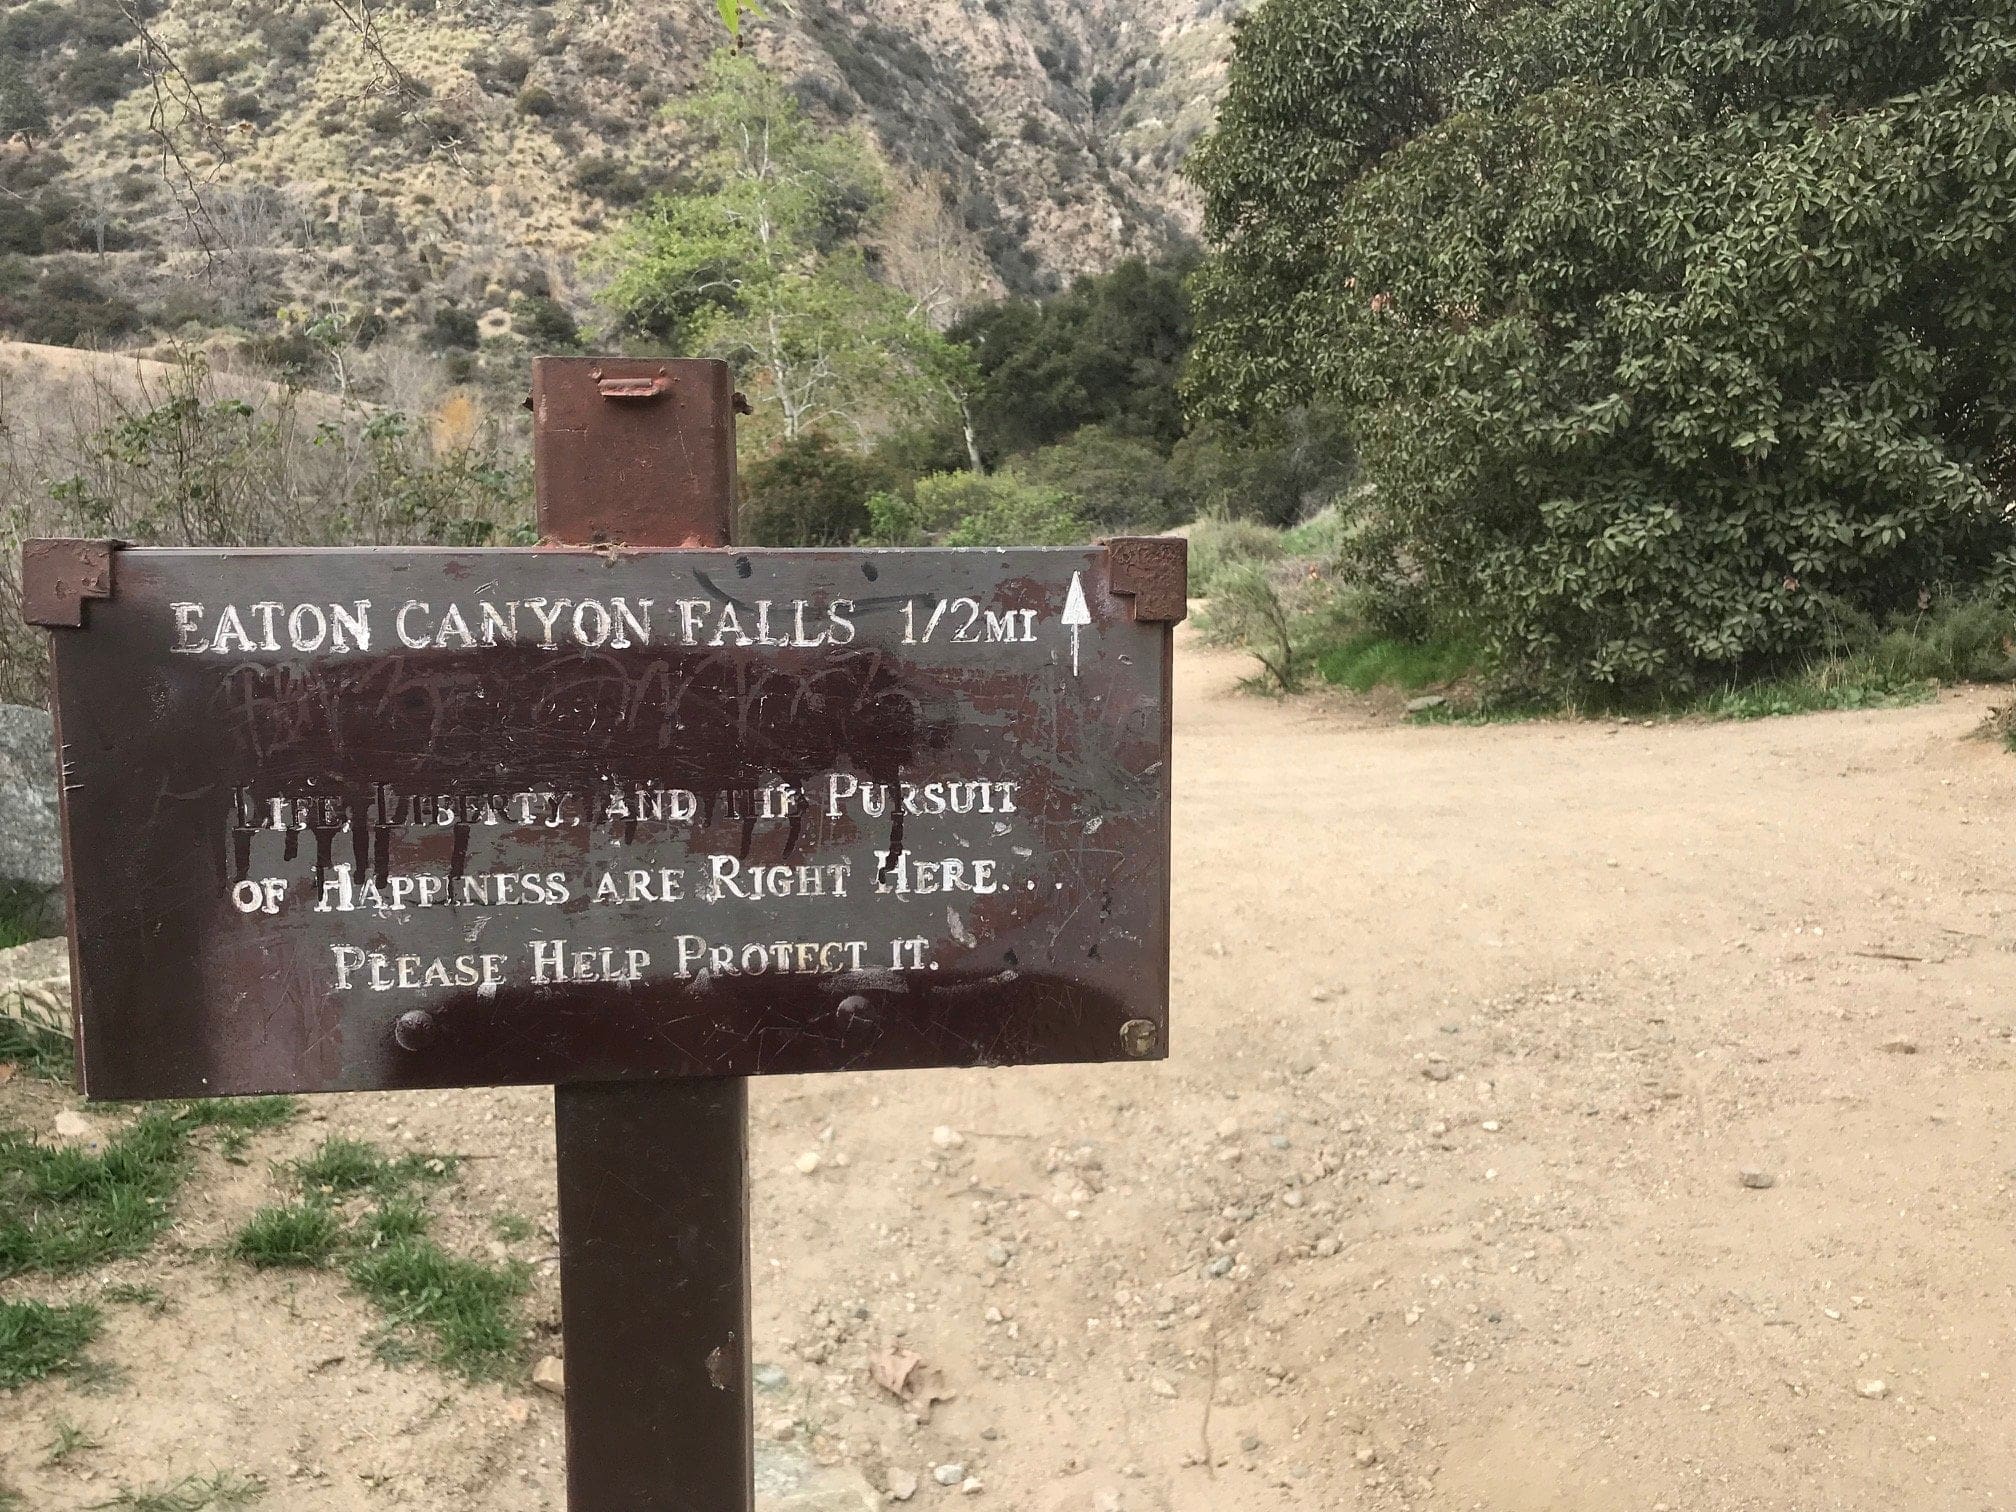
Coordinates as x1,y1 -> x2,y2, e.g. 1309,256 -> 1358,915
593,365 -> 672,401
21,538 -> 117,629
1104,536 -> 1189,624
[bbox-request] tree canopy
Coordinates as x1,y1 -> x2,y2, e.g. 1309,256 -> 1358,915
1190,0 -> 2016,694
952,257 -> 1194,462
599,53 -> 966,444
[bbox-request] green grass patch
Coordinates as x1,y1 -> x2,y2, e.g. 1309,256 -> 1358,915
1698,670 -> 1934,719
293,1137 -> 455,1199
0,1102 -> 300,1280
0,1298 -> 101,1389
0,1015 -> 74,1081
179,1098 -> 298,1132
355,1197 -> 430,1247
85,1471 -> 266,1509
489,1211 -> 536,1243
1316,632 -> 1477,693
232,1201 -> 344,1269
233,1137 -> 528,1381
348,1237 -> 529,1380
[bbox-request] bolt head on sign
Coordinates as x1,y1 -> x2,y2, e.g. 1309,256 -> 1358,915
31,541 -> 1181,1100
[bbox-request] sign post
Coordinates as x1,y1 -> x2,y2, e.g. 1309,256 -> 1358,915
537,357 -> 754,1511
23,355 -> 1185,1511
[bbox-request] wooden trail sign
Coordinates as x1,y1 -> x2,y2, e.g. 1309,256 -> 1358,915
23,357 -> 1184,1512
36,543 -> 1179,1100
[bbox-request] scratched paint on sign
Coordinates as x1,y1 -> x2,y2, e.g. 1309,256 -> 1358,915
42,545 -> 1176,1099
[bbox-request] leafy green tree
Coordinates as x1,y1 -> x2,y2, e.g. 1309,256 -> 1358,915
600,53 -> 968,445
952,257 -> 1194,461
1190,0 -> 2016,695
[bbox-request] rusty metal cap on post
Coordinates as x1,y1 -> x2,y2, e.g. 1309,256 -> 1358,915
531,357 -> 738,550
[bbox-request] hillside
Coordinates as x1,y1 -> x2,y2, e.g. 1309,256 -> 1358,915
0,0 -> 1245,354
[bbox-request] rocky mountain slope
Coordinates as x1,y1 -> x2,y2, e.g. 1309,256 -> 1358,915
0,0 -> 1246,352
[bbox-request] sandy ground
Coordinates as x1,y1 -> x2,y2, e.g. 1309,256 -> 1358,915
6,633 -> 2016,1510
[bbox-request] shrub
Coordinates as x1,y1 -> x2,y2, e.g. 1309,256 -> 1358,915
867,471 -> 1088,548
740,431 -> 891,547
510,294 -> 579,349
258,10 -> 327,64
0,199 -> 45,255
472,49 -> 533,92
1861,598 -> 2016,687
0,58 -> 50,137
0,265 -> 140,345
180,46 -> 240,84
1012,427 -> 1178,531
1208,562 -> 1302,692
427,304 -> 480,350
59,45 -> 131,108
1166,410 -> 1352,527
515,83 -> 560,118
1187,513 -> 1282,595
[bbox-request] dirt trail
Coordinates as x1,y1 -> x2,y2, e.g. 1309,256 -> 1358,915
7,634 -> 2016,1510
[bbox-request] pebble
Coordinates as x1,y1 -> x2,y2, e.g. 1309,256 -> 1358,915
932,1125 -> 965,1148
1280,1191 -> 1303,1209
794,1152 -> 823,1175
753,1363 -> 789,1392
1216,1117 -> 1240,1139
1482,1120 -> 1501,1132
984,1242 -> 1011,1267
1150,1377 -> 1177,1398
1739,1168 -> 1776,1190
1857,1379 -> 1890,1400
1205,1255 -> 1235,1279
532,1356 -> 565,1396
1315,1237 -> 1340,1259
934,1463 -> 966,1487
1240,1434 -> 1261,1453
1354,1447 -> 1379,1467
1422,1064 -> 1453,1082
961,1479 -> 983,1495
887,1468 -> 920,1502
1270,1135 -> 1291,1151
1880,1038 -> 1918,1055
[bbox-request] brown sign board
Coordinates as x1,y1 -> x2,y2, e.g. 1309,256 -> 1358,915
30,540 -> 1182,1100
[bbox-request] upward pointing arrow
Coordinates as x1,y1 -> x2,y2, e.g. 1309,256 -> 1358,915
1061,572 -> 1091,676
